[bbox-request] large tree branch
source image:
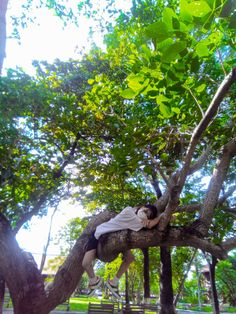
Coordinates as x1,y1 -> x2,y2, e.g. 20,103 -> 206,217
4,208 -> 228,311
224,207 -> 236,216
200,137 -> 236,227
188,146 -> 211,175
221,237 -> 236,251
178,68 -> 236,189
45,210 -> 229,308
176,184 -> 236,214
13,194 -> 49,234
219,185 -> 236,203
97,225 -> 228,262
158,67 -> 236,229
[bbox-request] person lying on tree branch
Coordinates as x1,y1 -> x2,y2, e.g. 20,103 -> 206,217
82,204 -> 164,298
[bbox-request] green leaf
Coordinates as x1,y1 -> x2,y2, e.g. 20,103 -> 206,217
88,79 -> 94,85
163,7 -> 178,30
140,44 -> 152,60
156,142 -> 166,152
195,43 -> 210,57
196,84 -> 206,93
157,38 -> 174,51
159,103 -> 173,118
156,94 -> 170,104
181,0 -> 212,18
190,0 -> 212,17
120,88 -> 137,99
161,41 -> 187,63
172,107 -> 181,115
145,21 -> 169,42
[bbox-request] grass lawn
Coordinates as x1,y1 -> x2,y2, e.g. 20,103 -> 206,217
61,295 -> 101,312
66,297 -> 236,313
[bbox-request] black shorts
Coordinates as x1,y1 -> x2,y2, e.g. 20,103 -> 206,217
86,231 -> 98,252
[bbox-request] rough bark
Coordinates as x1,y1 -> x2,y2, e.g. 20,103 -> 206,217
159,247 -> 177,314
0,0 -> 8,74
97,223 -> 228,261
125,271 -> 130,305
207,256 -> 220,314
222,237 -> 236,251
0,214 -> 46,314
0,274 -> 5,314
0,211 -> 113,313
200,137 -> 236,228
142,248 -> 150,299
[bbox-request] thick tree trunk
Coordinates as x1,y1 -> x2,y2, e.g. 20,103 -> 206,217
208,255 -> 220,314
159,247 -> 177,314
142,248 -> 150,301
0,0 -> 8,74
0,274 -> 5,314
125,271 -> 130,304
0,214 -> 46,314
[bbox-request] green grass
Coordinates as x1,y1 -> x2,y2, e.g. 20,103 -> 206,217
63,295 -> 101,312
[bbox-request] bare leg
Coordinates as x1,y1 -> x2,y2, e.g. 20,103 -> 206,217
115,250 -> 135,280
105,250 -> 135,298
82,249 -> 97,281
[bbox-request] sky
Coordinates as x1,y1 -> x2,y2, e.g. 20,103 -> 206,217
4,1 -> 103,74
3,0 -> 130,268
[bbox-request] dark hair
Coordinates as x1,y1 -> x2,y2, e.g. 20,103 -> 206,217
144,204 -> 158,219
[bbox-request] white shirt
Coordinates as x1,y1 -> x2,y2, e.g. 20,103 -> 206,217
94,206 -> 144,239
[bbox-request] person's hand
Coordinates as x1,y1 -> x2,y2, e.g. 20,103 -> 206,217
142,218 -> 150,228
146,220 -> 152,229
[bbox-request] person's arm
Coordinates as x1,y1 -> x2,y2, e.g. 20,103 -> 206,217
146,213 -> 165,229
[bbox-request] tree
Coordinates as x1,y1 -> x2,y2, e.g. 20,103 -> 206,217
216,256 -> 236,306
0,0 -> 236,313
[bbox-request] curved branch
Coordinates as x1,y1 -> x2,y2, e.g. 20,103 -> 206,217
219,185 -> 236,204
178,68 -> 236,189
53,131 -> 83,179
145,148 -> 171,189
224,207 -> 236,216
200,137 -> 236,227
159,67 -> 236,228
97,225 -> 228,262
188,146 -> 211,175
222,237 -> 236,251
176,185 -> 236,214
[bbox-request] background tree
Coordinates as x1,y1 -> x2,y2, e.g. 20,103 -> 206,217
216,255 -> 236,306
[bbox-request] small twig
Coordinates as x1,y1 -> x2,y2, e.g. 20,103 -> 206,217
187,87 -> 204,117
145,149 -> 171,190
217,50 -> 227,76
